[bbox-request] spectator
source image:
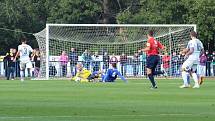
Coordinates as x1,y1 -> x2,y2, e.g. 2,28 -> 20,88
3,54 -> 8,78
206,50 -> 213,76
32,49 -> 40,77
103,52 -> 109,72
212,51 -> 215,76
133,52 -> 140,76
30,49 -> 36,77
92,52 -> 100,72
4,48 -> 16,80
139,50 -> 147,76
197,52 -> 207,84
179,51 -> 185,68
59,51 -> 68,77
109,53 -> 118,64
120,53 -> 127,76
12,48 -> 20,77
81,49 -> 92,70
69,48 -> 78,76
171,52 -> 179,76
162,53 -> 170,75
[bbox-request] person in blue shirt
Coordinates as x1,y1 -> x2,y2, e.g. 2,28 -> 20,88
81,49 -> 92,70
69,48 -> 78,76
102,63 -> 127,83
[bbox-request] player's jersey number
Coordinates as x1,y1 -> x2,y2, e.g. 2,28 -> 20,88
112,72 -> 117,77
23,47 -> 28,55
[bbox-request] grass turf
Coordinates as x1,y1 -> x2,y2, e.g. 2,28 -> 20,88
0,78 -> 215,121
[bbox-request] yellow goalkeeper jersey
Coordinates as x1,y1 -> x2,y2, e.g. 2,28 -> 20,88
75,68 -> 91,79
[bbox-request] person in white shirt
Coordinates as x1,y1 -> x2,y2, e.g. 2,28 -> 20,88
14,37 -> 33,81
180,31 -> 204,88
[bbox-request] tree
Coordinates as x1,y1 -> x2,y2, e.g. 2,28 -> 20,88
0,0 -> 214,54
46,0 -> 101,24
182,0 -> 215,51
0,0 -> 47,54
115,0 -> 215,51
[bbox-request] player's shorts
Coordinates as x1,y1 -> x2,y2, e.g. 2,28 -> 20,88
182,59 -> 199,72
197,65 -> 206,76
87,74 -> 95,80
20,61 -> 32,70
146,55 -> 160,69
87,74 -> 99,80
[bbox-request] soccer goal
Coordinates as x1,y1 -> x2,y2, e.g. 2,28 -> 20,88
34,24 -> 196,80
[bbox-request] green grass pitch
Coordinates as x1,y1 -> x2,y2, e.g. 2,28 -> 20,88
0,78 -> 215,121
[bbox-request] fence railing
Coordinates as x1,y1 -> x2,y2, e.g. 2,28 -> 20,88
1,60 -> 215,79
0,61 -> 215,78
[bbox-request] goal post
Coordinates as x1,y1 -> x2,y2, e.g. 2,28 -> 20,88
45,24 -> 50,80
34,24 -> 196,80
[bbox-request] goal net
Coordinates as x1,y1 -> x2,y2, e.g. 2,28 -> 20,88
34,24 -> 196,80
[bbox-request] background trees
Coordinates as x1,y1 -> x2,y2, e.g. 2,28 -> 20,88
0,0 -> 214,54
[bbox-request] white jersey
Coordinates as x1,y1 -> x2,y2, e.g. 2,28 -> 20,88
18,44 -> 33,62
186,39 -> 203,60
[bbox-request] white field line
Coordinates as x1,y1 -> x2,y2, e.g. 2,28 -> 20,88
131,82 -> 181,85
0,113 -> 212,119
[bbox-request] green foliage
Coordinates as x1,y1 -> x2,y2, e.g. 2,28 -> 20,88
0,0 -> 47,54
47,0 -> 101,24
116,10 -> 132,24
0,0 -> 214,55
182,0 -> 215,50
116,0 -> 215,51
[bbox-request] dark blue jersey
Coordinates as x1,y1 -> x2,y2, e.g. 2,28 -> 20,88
103,68 -> 127,82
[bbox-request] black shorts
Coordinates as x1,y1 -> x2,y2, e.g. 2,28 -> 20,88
146,55 -> 160,69
87,74 -> 99,80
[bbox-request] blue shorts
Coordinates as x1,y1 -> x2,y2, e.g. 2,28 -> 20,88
146,55 -> 160,70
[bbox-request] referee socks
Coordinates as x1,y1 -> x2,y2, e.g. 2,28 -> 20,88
148,74 -> 157,88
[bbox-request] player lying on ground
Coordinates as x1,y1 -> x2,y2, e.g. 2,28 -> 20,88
180,31 -> 204,88
71,63 -> 127,83
102,63 -> 128,83
71,63 -> 99,82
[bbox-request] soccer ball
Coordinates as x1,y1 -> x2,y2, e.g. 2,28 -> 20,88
75,77 -> 81,82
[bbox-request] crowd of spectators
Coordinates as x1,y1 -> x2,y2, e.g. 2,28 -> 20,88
3,48 -> 41,80
160,50 -> 215,77
2,47 -> 215,78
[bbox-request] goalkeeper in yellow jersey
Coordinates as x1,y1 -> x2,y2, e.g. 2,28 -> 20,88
71,63 -> 101,82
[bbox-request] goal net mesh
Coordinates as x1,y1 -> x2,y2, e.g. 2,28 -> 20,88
34,25 -> 195,79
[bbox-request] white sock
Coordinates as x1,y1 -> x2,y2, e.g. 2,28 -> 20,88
182,71 -> 189,86
192,73 -> 199,85
20,71 -> 24,79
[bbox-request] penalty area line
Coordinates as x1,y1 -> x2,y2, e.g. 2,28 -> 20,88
0,113 -> 204,119
132,82 -> 181,85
